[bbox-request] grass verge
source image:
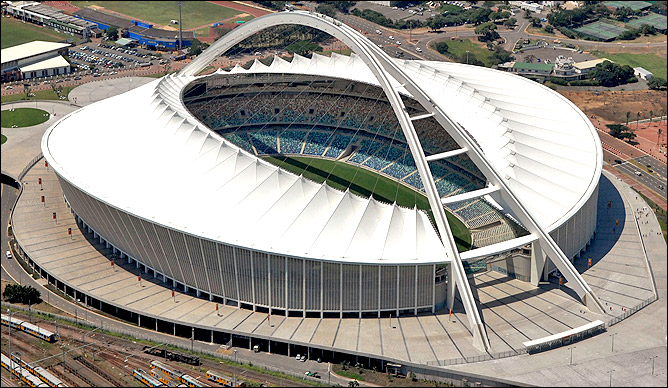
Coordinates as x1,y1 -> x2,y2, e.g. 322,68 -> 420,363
1,17 -> 71,49
431,38 -> 495,67
1,86 -> 76,103
1,108 -> 50,128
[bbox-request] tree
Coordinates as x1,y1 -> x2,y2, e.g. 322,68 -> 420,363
504,17 -> 517,27
162,61 -> 172,75
524,9 -> 532,19
189,39 -> 208,56
637,111 -> 641,129
544,24 -> 554,33
23,83 -> 32,98
316,3 -> 337,18
649,110 -> 654,124
3,284 -> 42,305
648,77 -> 667,90
105,26 -> 119,41
427,15 -> 446,31
524,54 -> 536,63
492,46 -> 512,64
530,17 -> 542,28
614,6 -> 633,21
433,41 -> 449,54
474,22 -> 499,42
626,111 -> 631,126
589,60 -> 635,87
659,128 -> 663,146
639,24 -> 657,36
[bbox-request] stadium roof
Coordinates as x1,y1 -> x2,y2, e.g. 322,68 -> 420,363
1,41 -> 70,64
42,53 -> 601,264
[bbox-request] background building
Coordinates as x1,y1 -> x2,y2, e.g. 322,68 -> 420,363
1,40 -> 71,81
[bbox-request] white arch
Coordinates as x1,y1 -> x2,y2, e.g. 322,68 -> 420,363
178,10 -> 605,350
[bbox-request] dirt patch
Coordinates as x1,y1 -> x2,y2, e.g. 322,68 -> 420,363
42,1 -> 80,13
558,89 -> 667,125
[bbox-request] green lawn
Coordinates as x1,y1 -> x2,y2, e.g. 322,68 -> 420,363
1,108 -> 50,128
264,155 -> 472,251
1,17 -> 71,49
1,86 -> 75,103
71,1 -> 246,30
1,134 -> 7,144
433,38 -> 495,67
591,50 -> 667,79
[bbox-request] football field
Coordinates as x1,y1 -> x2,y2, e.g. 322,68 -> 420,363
71,1 -> 249,29
264,155 -> 472,251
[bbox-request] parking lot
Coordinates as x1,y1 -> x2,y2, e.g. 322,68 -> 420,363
68,42 -> 168,74
352,1 -> 440,23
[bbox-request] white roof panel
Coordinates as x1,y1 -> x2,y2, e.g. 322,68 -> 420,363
2,41 -> 70,64
42,51 -> 600,264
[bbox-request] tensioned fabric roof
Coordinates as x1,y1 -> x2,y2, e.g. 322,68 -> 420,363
42,52 -> 600,264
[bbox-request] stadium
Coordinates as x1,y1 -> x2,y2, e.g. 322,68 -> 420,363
41,10 -> 604,350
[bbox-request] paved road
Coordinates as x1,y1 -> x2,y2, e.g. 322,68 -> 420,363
615,161 -> 667,201
637,155 -> 667,182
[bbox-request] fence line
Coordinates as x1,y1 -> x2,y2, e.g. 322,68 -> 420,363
17,153 -> 43,181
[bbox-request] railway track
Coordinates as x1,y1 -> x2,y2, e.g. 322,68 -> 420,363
74,355 -> 124,387
4,314 -> 317,387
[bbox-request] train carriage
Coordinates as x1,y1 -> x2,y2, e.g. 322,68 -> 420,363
1,314 -> 56,342
134,369 -> 166,387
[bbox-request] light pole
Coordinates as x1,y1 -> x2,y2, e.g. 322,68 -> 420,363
233,349 -> 237,387
651,355 -> 657,376
610,333 -> 617,353
466,50 -> 470,65
608,369 -> 614,387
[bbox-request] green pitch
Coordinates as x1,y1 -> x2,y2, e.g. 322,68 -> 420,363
71,1 -> 248,30
264,155 -> 472,252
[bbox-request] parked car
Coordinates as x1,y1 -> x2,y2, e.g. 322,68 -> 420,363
6,250 -> 12,259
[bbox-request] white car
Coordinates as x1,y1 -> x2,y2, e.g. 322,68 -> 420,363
389,35 -> 394,40
5,250 -> 12,259
416,47 -> 422,52
295,354 -> 301,360
396,41 -> 401,45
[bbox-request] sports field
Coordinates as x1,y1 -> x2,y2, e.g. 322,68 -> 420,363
627,13 -> 668,31
1,17 -> 70,49
591,50 -> 667,79
575,21 -> 626,41
71,1 -> 249,30
1,108 -> 50,128
264,155 -> 472,251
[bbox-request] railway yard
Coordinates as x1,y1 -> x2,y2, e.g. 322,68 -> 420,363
1,311 -> 317,387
